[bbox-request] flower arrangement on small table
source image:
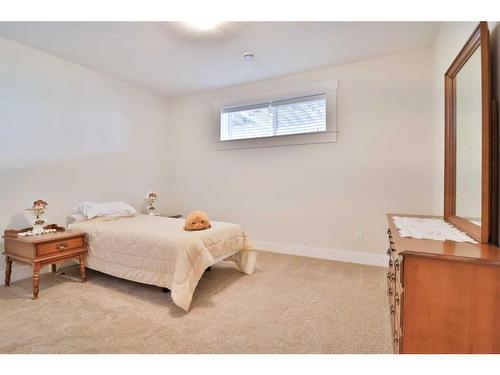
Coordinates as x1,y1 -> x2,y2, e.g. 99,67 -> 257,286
146,192 -> 158,215
22,200 -> 56,236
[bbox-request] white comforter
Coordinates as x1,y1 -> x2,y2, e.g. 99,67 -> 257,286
69,214 -> 257,311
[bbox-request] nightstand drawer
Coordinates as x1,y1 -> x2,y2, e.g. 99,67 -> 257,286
37,236 -> 84,256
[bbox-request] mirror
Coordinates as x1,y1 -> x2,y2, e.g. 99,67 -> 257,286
444,22 -> 493,243
455,48 -> 482,226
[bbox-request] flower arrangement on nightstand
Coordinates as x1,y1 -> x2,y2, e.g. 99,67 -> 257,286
145,192 -> 158,215
24,199 -> 54,236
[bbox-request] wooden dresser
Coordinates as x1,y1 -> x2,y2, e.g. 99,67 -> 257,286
386,214 -> 500,354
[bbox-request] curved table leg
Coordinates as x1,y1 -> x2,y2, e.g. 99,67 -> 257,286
32,262 -> 40,299
5,256 -> 12,287
79,253 -> 87,283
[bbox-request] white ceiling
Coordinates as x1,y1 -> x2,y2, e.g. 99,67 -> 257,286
0,22 -> 440,97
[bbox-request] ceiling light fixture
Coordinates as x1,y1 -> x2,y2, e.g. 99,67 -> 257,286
243,52 -> 254,61
183,20 -> 221,31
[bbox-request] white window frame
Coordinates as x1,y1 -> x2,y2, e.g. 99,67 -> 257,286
212,79 -> 338,150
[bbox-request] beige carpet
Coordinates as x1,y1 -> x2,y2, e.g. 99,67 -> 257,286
0,251 -> 392,353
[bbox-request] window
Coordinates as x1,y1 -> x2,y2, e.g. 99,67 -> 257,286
213,79 -> 338,150
220,94 -> 326,141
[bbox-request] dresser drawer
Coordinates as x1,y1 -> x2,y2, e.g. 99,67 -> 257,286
36,236 -> 84,256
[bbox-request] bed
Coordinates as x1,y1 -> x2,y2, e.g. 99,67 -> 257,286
69,214 -> 257,311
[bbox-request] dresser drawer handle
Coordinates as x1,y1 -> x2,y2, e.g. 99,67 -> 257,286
395,293 -> 400,305
390,305 -> 395,315
388,286 -> 393,296
56,242 -> 68,250
394,259 -> 400,270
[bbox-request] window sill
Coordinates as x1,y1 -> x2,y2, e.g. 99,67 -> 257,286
212,130 -> 338,151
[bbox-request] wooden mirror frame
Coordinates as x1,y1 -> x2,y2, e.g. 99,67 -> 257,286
444,21 -> 494,243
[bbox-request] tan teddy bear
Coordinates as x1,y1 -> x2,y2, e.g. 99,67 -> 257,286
184,210 -> 211,231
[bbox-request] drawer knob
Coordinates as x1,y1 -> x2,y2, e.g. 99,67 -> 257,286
56,242 -> 68,250
390,306 -> 395,315
393,331 -> 399,343
394,259 -> 400,270
395,293 -> 400,305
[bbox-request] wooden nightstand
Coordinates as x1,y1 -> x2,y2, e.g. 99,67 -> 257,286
2,226 -> 87,299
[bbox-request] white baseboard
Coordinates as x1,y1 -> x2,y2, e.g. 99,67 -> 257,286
254,241 -> 387,267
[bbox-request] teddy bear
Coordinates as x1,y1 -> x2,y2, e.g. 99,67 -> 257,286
184,210 -> 211,231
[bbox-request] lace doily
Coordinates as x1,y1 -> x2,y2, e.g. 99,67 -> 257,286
393,216 -> 477,244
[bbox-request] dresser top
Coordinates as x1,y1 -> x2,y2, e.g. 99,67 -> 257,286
387,214 -> 500,265
2,230 -> 86,244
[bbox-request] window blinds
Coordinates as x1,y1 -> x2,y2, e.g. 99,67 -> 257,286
220,93 -> 326,141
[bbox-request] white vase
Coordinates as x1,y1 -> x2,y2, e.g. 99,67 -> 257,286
32,222 -> 44,235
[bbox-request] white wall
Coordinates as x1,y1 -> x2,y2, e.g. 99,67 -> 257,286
168,49 -> 436,262
0,36 -> 172,278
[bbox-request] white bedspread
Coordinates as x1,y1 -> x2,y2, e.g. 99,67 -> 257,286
69,214 -> 257,311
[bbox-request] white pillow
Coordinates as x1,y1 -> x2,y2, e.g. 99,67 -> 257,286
69,213 -> 88,222
72,201 -> 137,220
